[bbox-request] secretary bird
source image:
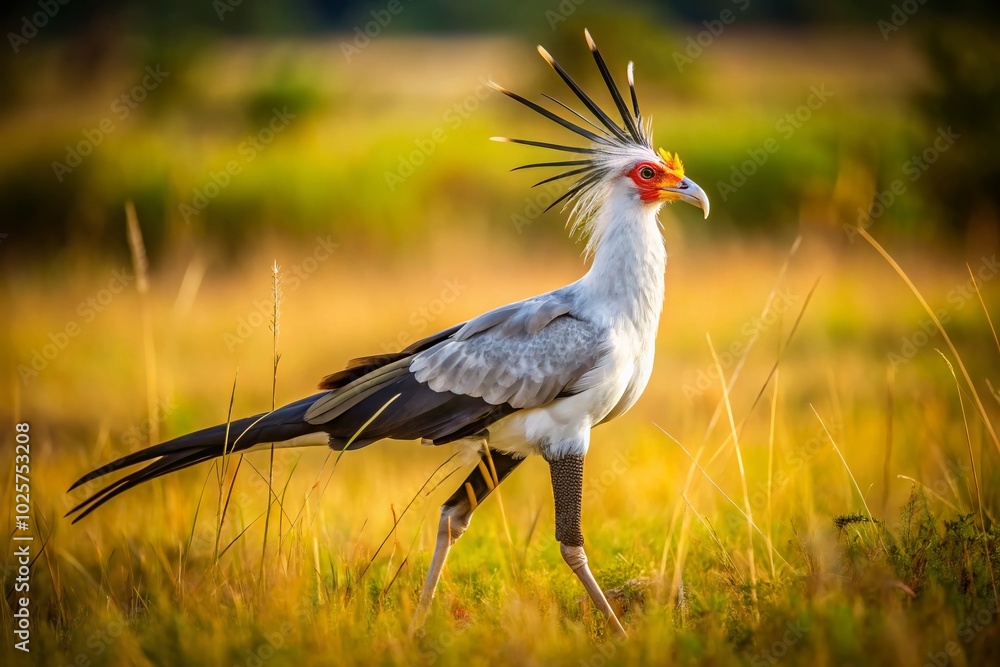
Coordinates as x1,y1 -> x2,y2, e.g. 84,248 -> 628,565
68,29 -> 709,634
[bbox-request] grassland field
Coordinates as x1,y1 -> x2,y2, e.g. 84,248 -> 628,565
2,30 -> 1000,667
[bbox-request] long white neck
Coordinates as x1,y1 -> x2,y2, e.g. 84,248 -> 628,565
577,187 -> 666,334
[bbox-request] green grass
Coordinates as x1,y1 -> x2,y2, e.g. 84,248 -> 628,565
2,31 -> 999,667
0,30 -> 936,255
3,229 -> 1000,665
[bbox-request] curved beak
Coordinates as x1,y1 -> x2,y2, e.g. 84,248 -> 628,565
661,177 -> 710,219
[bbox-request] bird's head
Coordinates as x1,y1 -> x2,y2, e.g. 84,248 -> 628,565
491,29 -> 710,233
621,147 -> 709,217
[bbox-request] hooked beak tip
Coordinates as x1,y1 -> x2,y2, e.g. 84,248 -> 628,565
663,177 -> 710,219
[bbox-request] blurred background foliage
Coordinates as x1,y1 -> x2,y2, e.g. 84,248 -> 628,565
4,6 -> 1000,664
0,0 -> 998,260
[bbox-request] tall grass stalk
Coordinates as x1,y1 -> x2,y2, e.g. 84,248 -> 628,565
707,334 -> 759,615
811,405 -> 887,552
703,235 -> 801,440
858,227 -> 1000,458
937,350 -> 998,606
766,370 -> 778,580
214,370 -> 240,565
881,364 -> 895,517
657,425 -> 790,570
969,262 -> 1000,354
124,202 -> 159,448
659,443 -> 704,596
261,261 -> 283,590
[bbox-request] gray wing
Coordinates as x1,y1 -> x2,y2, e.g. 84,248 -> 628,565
302,289 -> 607,447
410,293 -> 609,409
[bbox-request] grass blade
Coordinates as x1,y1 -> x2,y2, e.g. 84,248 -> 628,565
857,227 -> 1000,458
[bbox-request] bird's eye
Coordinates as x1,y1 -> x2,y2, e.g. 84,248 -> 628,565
638,166 -> 656,180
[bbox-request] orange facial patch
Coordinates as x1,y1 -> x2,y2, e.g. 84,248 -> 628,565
627,149 -> 686,203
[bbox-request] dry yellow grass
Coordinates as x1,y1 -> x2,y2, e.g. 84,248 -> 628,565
3,222 -> 999,665
1,19 -> 998,664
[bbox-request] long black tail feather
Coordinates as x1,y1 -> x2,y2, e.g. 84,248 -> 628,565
66,393 -> 327,522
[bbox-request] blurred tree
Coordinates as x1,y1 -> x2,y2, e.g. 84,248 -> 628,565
914,21 -> 1000,238
2,0 -> 1000,259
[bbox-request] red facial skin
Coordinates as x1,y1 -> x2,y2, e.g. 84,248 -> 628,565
626,161 -> 684,203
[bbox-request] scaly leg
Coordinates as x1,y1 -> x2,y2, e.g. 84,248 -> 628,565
547,453 -> 627,636
413,448 -> 523,627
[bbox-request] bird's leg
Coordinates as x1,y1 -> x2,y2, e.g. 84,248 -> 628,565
413,448 -> 523,627
547,453 -> 627,636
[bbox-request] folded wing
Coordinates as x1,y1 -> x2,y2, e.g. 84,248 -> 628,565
305,291 -> 608,444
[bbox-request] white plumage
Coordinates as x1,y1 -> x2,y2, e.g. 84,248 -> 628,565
68,28 -> 710,637
412,181 -> 670,462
